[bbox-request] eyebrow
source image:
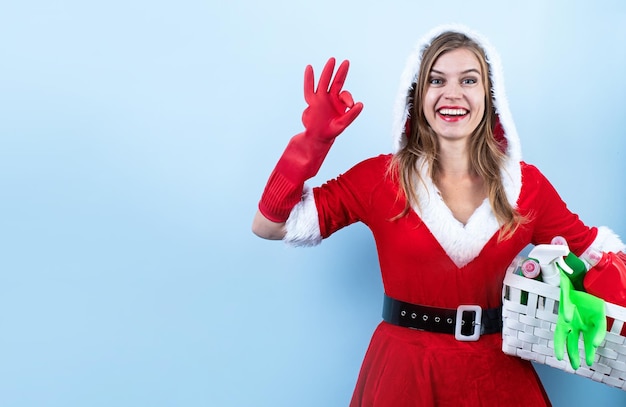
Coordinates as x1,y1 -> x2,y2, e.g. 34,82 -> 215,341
430,68 -> 481,75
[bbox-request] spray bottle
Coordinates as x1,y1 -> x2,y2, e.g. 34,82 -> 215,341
526,244 -> 573,286
519,257 -> 542,281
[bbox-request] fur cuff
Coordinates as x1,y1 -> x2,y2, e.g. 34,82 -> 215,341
284,185 -> 322,247
588,226 -> 626,253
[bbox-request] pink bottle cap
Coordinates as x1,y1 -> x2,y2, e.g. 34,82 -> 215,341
521,258 -> 541,279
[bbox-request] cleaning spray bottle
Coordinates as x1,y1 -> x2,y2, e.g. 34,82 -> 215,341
525,244 -> 573,286
549,236 -> 588,291
519,257 -> 541,281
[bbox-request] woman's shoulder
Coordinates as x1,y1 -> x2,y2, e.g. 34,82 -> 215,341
342,153 -> 393,175
356,153 -> 393,166
519,161 -> 555,189
520,161 -> 546,178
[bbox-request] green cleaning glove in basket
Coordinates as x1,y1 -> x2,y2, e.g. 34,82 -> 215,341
554,269 -> 606,370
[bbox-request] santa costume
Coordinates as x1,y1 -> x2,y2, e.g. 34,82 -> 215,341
277,25 -> 626,406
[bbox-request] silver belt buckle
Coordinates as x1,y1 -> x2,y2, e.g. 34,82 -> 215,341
454,305 -> 482,341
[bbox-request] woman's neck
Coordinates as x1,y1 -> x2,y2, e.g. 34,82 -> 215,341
436,140 -> 472,178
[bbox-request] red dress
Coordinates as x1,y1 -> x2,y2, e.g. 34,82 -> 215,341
306,154 -> 598,406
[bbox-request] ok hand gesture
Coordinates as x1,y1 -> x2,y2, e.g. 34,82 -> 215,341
302,57 -> 363,142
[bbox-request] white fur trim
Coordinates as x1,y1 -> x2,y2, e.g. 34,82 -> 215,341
414,159 -> 499,267
284,185 -> 322,247
587,226 -> 626,253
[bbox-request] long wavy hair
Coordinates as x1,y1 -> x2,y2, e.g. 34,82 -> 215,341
389,31 -> 525,240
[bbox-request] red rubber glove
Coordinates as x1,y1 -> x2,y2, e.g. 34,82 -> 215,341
258,57 -> 363,222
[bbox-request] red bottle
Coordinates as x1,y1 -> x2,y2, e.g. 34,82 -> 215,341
583,251 -> 626,308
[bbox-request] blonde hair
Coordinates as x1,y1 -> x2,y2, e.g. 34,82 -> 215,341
389,31 -> 525,239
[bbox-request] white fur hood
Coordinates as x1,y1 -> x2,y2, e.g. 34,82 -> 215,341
391,24 -> 523,209
386,24 -> 524,267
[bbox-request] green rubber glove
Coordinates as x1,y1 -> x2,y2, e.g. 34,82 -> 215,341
554,270 -> 606,370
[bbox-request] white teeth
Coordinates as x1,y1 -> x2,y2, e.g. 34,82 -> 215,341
438,108 -> 467,116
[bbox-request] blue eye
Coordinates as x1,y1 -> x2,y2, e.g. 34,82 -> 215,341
462,78 -> 478,85
429,78 -> 443,85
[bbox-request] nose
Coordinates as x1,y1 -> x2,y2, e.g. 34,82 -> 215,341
443,82 -> 462,99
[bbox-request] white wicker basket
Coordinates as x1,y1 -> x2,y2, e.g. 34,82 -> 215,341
502,257 -> 626,391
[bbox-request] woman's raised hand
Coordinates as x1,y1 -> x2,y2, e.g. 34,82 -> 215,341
255,57 -> 363,228
302,57 -> 363,142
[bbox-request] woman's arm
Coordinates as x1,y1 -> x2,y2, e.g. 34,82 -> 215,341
251,210 -> 286,240
251,58 -> 363,239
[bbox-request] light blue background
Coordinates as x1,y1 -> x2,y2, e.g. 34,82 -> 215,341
0,0 -> 625,406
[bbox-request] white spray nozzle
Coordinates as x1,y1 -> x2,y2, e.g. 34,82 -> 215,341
527,244 -> 572,286
556,257 -> 573,275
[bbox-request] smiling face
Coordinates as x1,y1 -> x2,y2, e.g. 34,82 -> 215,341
423,48 -> 486,143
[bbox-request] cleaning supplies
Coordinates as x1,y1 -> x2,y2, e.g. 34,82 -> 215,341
582,250 -> 626,308
519,258 -> 541,280
525,244 -> 573,286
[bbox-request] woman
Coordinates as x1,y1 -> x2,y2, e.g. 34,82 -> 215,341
252,25 -> 625,406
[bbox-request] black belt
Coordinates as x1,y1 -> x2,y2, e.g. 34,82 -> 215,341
382,294 -> 502,341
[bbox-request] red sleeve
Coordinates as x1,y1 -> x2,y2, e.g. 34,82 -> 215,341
312,154 -> 392,239
520,163 -> 597,255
